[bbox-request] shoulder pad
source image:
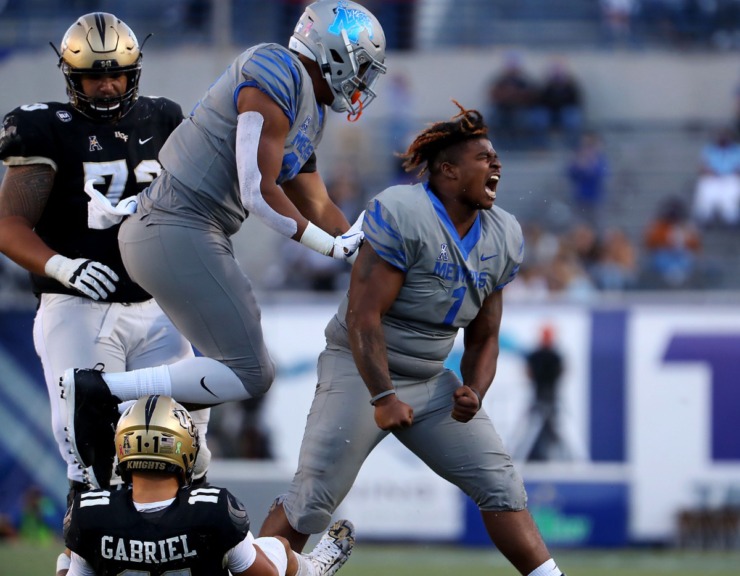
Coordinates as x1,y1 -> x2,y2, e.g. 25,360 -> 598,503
0,114 -> 20,157
226,491 -> 250,536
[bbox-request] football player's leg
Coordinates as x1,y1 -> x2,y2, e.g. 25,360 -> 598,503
396,371 -> 557,575
113,218 -> 275,404
35,293 -> 127,487
123,300 -> 211,480
260,348 -> 384,552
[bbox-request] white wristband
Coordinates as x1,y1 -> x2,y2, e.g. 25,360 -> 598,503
44,254 -> 69,281
299,221 -> 334,256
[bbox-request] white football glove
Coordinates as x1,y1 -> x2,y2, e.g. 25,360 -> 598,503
332,210 -> 365,263
44,254 -> 119,301
84,179 -> 138,230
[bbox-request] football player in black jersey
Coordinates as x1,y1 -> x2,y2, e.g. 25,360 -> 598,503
0,12 -> 211,574
64,395 -> 355,576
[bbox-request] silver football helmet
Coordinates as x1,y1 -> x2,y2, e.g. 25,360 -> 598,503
289,0 -> 386,117
58,12 -> 142,122
115,395 -> 200,485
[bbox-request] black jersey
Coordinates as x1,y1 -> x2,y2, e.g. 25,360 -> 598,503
0,97 -> 183,302
64,486 -> 250,576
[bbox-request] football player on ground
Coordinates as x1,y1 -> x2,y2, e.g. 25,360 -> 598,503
258,102 -> 568,576
64,395 -> 355,576
0,12 -> 211,574
59,0 -> 386,487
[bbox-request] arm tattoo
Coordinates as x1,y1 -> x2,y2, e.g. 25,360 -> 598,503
0,164 -> 54,223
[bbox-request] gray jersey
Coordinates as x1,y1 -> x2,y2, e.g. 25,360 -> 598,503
326,183 -> 523,379
139,43 -> 326,235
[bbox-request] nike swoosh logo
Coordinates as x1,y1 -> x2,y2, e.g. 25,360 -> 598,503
481,253 -> 498,261
138,137 -> 153,145
200,377 -> 218,398
341,232 -> 361,240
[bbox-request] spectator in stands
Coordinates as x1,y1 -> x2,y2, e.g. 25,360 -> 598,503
538,58 -> 584,148
643,196 -> 703,288
691,127 -> 740,227
545,245 -> 597,302
486,51 -> 543,149
600,0 -> 637,47
566,132 -> 609,227
590,227 -> 639,291
505,263 -> 550,302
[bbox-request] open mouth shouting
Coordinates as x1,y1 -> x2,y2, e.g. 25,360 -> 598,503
485,174 -> 499,201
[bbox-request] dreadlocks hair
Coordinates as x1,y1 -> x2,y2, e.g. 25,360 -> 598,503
398,100 -> 489,178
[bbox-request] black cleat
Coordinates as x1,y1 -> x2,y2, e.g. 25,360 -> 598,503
60,366 -> 120,489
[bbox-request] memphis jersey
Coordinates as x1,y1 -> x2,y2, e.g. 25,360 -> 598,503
0,97 -> 183,301
64,487 -> 249,576
326,183 -> 523,379
144,43 -> 325,236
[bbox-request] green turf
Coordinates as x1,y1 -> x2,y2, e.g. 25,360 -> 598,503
1,539 -> 739,576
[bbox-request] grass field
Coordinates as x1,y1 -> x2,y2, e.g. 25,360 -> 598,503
1,539 -> 739,576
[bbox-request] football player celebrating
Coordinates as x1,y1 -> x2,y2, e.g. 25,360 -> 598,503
64,395 -> 355,576
259,102 -> 568,576
0,12 -> 211,574
60,0 -> 386,490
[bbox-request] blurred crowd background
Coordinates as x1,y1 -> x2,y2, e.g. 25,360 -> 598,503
3,0 -> 740,307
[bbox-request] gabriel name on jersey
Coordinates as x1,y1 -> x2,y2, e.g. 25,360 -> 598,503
0,96 -> 183,302
101,532 -> 197,564
65,486 -> 250,575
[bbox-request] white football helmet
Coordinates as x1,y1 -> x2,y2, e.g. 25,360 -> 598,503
289,0 -> 387,116
115,395 -> 200,485
58,12 -> 142,122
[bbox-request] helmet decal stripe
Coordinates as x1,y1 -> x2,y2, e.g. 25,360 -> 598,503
143,394 -> 159,432
94,13 -> 107,47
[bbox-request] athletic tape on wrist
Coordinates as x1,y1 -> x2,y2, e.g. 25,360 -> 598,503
299,221 -> 334,256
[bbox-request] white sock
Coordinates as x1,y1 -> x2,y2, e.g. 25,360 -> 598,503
105,357 -> 247,404
104,365 -> 171,400
294,551 -> 314,576
528,558 -> 563,576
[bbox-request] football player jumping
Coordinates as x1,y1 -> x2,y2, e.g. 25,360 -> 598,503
59,0 -> 386,495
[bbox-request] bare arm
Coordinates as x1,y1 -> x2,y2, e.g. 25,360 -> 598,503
282,171 -> 350,237
0,163 -> 55,275
452,289 -> 503,423
346,243 -> 413,430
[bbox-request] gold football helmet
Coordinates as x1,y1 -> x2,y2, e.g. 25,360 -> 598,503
58,12 -> 142,122
115,395 -> 200,485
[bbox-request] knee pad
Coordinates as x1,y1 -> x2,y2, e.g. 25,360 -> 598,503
230,356 -> 275,398
283,496 -> 333,536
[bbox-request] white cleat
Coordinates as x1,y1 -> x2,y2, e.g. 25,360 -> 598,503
305,519 -> 355,576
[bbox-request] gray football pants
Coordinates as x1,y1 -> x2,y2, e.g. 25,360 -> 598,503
118,213 -> 274,397
282,346 -> 528,535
